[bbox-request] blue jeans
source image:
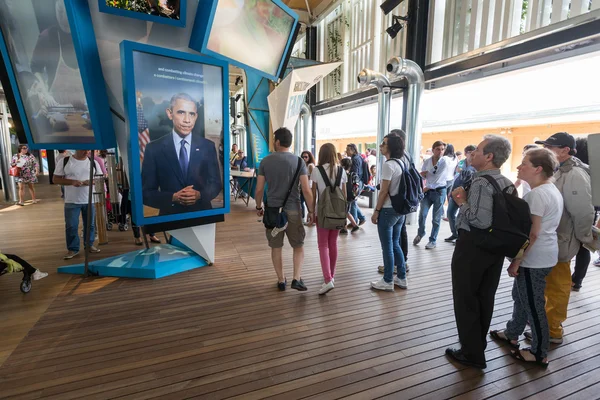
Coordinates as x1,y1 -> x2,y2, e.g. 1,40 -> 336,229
447,196 -> 460,236
65,203 -> 95,252
349,199 -> 365,223
417,188 -> 446,243
377,208 -> 407,283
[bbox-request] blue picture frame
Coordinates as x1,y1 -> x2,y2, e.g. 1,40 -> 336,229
121,40 -> 230,226
0,0 -> 115,150
98,0 -> 187,28
189,0 -> 299,82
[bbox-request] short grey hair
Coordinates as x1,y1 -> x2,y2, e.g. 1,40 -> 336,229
170,93 -> 197,109
482,135 -> 511,168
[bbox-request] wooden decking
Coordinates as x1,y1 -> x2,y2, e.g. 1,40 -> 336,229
1,180 -> 600,399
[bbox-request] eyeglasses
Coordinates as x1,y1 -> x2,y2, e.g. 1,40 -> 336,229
433,165 -> 438,174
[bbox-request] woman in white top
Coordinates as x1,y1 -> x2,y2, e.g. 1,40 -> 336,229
310,144 -> 347,295
514,144 -> 538,197
490,148 -> 563,367
370,134 -> 408,292
443,144 -> 459,191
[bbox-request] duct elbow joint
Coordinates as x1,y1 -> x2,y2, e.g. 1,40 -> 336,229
386,57 -> 406,76
357,68 -> 390,92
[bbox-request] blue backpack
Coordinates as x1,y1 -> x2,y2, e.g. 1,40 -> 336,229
388,155 -> 424,215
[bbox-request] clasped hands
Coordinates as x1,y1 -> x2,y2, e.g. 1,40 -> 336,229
173,185 -> 200,206
451,186 -> 467,205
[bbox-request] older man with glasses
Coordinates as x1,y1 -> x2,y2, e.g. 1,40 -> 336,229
414,140 -> 448,249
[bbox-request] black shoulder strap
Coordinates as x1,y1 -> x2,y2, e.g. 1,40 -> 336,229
281,157 -> 303,209
479,174 -> 502,193
63,156 -> 70,169
334,166 -> 343,189
317,165 -> 332,188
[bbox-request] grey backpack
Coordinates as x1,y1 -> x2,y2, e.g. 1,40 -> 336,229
317,166 -> 347,230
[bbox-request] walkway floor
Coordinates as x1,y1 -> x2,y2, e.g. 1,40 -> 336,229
1,181 -> 599,399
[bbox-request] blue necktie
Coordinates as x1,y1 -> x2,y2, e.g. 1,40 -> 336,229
179,139 -> 188,176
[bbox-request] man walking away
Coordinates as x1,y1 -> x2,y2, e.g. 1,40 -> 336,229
255,128 -> 314,291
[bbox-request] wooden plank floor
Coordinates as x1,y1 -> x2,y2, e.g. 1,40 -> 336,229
1,181 -> 600,399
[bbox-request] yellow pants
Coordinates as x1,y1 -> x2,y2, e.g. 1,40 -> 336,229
545,261 -> 572,338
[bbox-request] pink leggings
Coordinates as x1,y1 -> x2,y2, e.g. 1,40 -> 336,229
317,226 -> 339,283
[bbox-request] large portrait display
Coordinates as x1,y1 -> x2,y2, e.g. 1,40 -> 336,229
99,0 -> 187,27
190,0 -> 299,81
0,0 -> 114,149
121,41 -> 229,225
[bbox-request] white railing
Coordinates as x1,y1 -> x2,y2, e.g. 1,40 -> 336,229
428,0 -> 599,64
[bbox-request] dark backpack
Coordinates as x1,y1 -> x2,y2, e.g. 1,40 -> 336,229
361,158 -> 371,184
347,171 -> 361,200
388,155 -> 424,215
316,166 -> 347,230
471,175 -> 532,258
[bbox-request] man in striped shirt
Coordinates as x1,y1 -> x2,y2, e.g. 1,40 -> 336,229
445,135 -> 514,369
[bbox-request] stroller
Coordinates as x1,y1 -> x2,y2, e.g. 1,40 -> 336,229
0,253 -> 47,293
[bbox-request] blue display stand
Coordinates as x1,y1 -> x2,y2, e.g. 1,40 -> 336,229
57,244 -> 208,279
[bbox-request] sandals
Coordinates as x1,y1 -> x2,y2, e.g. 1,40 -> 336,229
510,348 -> 549,368
490,330 -> 520,349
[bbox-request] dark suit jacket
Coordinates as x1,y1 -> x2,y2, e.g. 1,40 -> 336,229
142,133 -> 222,215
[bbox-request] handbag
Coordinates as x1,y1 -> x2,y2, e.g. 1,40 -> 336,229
9,166 -> 21,177
263,157 -> 303,232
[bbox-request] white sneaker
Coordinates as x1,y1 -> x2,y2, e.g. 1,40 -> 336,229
32,270 -> 48,281
89,246 -> 101,253
394,276 -> 408,289
413,235 -> 422,245
319,280 -> 335,295
370,278 -> 394,292
594,257 -> 600,266
425,241 -> 437,249
64,251 -> 79,260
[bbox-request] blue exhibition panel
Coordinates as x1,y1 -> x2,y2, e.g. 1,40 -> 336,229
189,0 -> 299,81
120,40 -> 230,227
98,0 -> 188,27
0,0 -> 115,150
57,244 -> 208,279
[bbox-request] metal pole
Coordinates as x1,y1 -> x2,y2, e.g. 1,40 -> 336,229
0,101 -> 17,202
375,86 -> 391,207
84,153 -> 94,276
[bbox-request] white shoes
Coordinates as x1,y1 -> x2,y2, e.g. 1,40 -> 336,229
319,280 -> 335,295
371,278 -> 394,292
425,241 -> 437,249
89,246 -> 101,253
32,270 -> 48,281
394,276 -> 408,289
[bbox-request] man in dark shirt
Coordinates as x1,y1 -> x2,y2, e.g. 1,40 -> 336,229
445,144 -> 476,242
346,143 -> 367,228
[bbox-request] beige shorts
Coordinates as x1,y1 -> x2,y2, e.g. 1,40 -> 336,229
266,209 -> 305,248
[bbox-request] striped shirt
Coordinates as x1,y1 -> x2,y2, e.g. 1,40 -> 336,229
456,169 -> 514,231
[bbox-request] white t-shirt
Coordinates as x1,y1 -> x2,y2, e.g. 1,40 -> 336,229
521,183 -> 564,269
367,154 -> 377,168
520,180 -> 531,197
421,156 -> 448,189
54,156 -> 102,204
380,158 -> 404,209
443,156 -> 459,182
311,164 -> 347,196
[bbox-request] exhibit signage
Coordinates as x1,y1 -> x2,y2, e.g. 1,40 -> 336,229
189,0 -> 299,82
0,0 -> 115,150
121,41 -> 229,225
98,0 -> 187,27
268,61 -> 342,132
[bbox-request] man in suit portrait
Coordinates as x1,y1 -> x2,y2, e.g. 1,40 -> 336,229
141,93 -> 222,216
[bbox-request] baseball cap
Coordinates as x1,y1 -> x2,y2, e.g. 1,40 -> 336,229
535,132 -> 576,149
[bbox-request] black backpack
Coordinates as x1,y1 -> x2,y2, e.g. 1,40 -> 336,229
471,175 -> 532,258
388,155 -> 424,215
361,157 -> 371,184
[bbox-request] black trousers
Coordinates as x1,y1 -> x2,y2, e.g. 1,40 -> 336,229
572,244 -> 590,286
451,229 -> 504,363
1,254 -> 37,278
400,220 -> 408,261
